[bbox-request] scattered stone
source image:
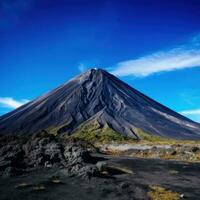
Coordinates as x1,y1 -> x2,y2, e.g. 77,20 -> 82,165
45,162 -> 52,168
96,161 -> 108,171
191,146 -> 199,153
180,193 -> 185,198
171,151 -> 177,155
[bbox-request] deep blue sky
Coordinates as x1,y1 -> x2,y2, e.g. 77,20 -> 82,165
1,0 -> 200,121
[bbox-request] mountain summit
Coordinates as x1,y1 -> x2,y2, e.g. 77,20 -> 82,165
0,68 -> 200,139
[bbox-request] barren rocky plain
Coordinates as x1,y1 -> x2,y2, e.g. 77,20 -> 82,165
1,131 -> 200,200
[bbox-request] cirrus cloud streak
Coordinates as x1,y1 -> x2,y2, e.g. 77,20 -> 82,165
180,109 -> 200,123
0,97 -> 29,109
181,109 -> 200,115
111,36 -> 200,77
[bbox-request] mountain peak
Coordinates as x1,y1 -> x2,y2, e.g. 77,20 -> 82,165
83,68 -> 109,76
75,68 -> 113,86
0,69 -> 200,139
90,67 -> 100,71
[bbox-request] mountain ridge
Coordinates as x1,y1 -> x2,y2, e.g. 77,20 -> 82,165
0,68 -> 200,139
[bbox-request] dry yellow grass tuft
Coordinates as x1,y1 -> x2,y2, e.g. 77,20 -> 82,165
195,152 -> 200,160
148,186 -> 180,200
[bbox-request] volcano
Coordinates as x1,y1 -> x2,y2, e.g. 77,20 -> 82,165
0,68 -> 200,139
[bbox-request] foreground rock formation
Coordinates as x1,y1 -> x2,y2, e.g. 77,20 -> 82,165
0,131 -> 100,179
1,130 -> 200,199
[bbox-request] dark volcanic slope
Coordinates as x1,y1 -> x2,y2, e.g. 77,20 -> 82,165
0,68 -> 200,139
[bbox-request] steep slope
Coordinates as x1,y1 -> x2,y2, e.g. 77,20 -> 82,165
0,68 -> 200,139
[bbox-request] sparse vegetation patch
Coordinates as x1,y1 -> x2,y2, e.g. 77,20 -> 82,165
148,185 -> 180,200
69,121 -> 135,144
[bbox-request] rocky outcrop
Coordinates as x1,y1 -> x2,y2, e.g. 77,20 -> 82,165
0,131 -> 100,179
0,69 -> 200,139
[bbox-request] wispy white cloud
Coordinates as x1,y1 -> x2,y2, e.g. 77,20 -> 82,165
180,109 -> 200,123
181,109 -> 200,115
110,35 -> 200,77
0,97 -> 29,109
78,63 -> 87,72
